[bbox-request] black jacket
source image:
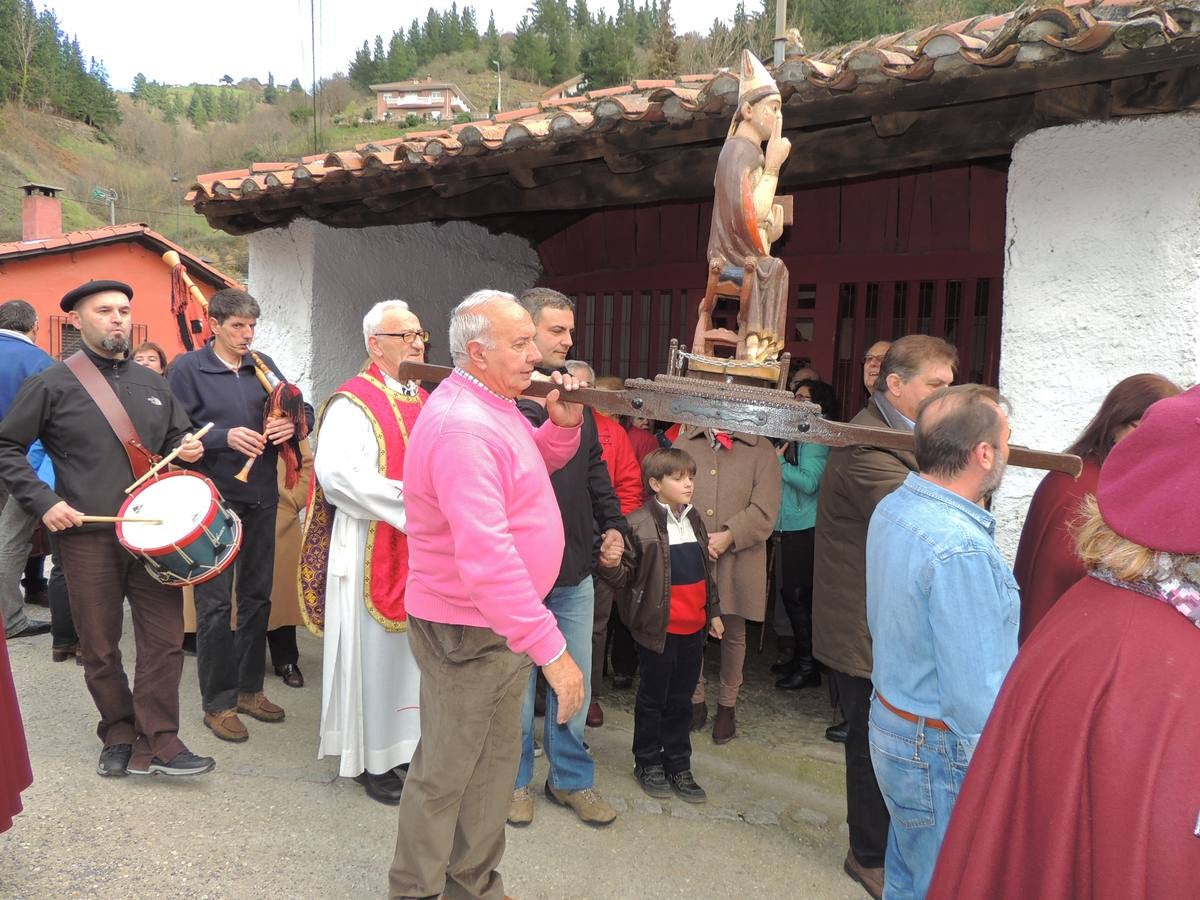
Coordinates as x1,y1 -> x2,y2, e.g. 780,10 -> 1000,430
596,499 -> 722,653
0,345 -> 193,530
167,344 -> 314,507
519,377 -> 624,589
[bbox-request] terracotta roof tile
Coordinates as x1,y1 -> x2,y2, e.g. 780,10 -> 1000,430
0,224 -> 242,290
191,2 -> 1200,225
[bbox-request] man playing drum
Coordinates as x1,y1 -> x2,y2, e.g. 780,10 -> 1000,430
169,289 -> 314,743
0,279 -> 214,778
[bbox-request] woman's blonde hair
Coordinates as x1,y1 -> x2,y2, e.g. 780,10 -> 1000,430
1073,494 -> 1200,582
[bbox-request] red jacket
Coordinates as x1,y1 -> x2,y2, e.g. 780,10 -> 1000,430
928,578 -> 1200,899
1012,454 -> 1100,643
594,413 -> 643,515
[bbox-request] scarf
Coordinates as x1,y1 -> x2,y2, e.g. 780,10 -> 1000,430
1091,554 -> 1200,630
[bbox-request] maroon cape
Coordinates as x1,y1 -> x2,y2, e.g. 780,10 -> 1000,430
1012,455 -> 1100,643
0,619 -> 33,833
928,577 -> 1200,899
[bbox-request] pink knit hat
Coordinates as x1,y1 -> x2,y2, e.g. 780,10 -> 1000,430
1096,384 -> 1200,554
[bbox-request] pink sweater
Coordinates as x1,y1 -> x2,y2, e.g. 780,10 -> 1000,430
403,370 -> 580,665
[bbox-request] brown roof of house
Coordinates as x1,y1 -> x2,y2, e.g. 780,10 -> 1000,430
191,1 -> 1200,234
0,223 -> 243,290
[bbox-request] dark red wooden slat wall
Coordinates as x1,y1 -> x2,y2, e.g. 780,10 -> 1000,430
537,161 -> 1007,422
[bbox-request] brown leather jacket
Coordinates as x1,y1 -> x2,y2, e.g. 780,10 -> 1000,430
596,498 -> 722,653
812,394 -> 917,679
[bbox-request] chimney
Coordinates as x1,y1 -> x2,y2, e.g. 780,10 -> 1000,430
21,183 -> 64,241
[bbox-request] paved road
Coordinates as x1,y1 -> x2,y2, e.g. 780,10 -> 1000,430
2,616 -> 865,899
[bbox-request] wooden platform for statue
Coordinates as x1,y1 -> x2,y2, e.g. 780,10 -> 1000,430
667,339 -> 791,391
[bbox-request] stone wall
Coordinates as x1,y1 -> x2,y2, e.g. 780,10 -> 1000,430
248,218 -> 542,405
994,111 -> 1200,559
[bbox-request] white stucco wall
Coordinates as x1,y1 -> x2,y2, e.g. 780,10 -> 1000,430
994,111 -> 1200,559
248,218 -> 542,404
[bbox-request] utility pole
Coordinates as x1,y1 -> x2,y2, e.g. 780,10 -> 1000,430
91,186 -> 117,226
774,0 -> 787,66
492,59 -> 502,114
170,173 -> 181,241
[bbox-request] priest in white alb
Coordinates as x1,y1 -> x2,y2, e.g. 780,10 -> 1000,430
301,299 -> 427,804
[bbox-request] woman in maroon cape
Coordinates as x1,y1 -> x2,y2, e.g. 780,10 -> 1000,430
1013,373 -> 1179,643
1,617 -> 34,833
929,385 -> 1200,899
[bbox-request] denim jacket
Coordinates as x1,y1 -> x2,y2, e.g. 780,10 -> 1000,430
866,472 -> 1019,746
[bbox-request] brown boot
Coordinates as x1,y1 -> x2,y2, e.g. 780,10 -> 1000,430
712,704 -> 736,744
689,701 -> 708,732
204,708 -> 248,742
237,691 -> 285,722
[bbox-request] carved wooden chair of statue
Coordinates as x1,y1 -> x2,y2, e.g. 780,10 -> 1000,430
693,257 -> 755,359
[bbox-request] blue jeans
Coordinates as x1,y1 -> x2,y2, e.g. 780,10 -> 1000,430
868,696 -> 973,900
515,576 -> 594,792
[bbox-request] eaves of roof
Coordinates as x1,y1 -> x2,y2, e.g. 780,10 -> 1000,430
191,1 -> 1200,235
0,223 -> 243,290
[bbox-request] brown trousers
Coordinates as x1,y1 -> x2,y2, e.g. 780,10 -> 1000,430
692,613 -> 747,708
57,529 -> 185,769
389,617 -> 532,900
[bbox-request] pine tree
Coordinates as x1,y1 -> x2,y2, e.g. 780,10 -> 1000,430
461,5 -> 479,50
482,11 -> 501,64
647,0 -> 678,78
572,0 -> 592,33
511,15 -> 554,84
263,71 -> 278,104
579,13 -> 633,89
289,77 -> 304,93
186,88 -> 207,127
349,40 -> 375,89
442,3 -> 462,53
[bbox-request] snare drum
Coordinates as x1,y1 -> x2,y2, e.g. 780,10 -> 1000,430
117,470 -> 242,586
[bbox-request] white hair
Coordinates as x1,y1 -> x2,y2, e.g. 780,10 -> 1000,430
362,299 -> 411,351
565,359 -> 595,382
448,289 -> 514,366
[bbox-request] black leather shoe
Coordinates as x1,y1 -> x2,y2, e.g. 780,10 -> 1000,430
770,656 -> 801,675
8,620 -> 51,639
668,769 -> 707,804
129,750 -> 215,777
354,769 -> 404,805
97,743 -> 132,777
633,763 -> 672,799
825,720 -> 849,744
274,663 -> 304,688
775,669 -> 822,690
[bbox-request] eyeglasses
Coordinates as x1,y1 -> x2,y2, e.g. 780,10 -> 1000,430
374,330 -> 430,344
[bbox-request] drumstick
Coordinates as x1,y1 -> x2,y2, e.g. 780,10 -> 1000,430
80,516 -> 164,524
125,422 -> 214,494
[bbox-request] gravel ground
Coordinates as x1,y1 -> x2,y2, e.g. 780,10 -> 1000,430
2,614 -> 866,899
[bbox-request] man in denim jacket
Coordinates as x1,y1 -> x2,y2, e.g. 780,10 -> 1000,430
865,384 -> 1019,900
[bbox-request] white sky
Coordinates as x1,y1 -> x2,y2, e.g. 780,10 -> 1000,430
49,0 -> 742,91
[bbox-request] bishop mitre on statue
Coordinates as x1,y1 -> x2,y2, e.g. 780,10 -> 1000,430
703,50 -> 792,363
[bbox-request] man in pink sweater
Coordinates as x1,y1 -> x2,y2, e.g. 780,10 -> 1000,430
389,290 -> 587,900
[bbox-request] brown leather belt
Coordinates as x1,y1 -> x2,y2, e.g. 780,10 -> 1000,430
875,692 -> 950,732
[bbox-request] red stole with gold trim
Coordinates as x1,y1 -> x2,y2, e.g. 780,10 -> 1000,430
299,363 -> 425,634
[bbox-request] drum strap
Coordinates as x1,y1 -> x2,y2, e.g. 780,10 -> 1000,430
64,351 -> 156,480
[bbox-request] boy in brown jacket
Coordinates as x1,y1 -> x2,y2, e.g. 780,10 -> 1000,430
598,448 -> 724,802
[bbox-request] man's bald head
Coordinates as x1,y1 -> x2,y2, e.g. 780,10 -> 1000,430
915,385 -> 1008,481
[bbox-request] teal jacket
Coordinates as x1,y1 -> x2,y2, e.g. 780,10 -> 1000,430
776,442 -> 829,532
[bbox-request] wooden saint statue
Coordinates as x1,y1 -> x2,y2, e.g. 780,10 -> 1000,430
701,50 -> 792,363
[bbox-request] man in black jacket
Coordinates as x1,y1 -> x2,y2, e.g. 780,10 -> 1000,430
505,288 -> 625,828
168,289 -> 314,743
0,280 -> 213,778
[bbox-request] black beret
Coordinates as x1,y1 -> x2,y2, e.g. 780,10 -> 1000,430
60,279 -> 134,312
